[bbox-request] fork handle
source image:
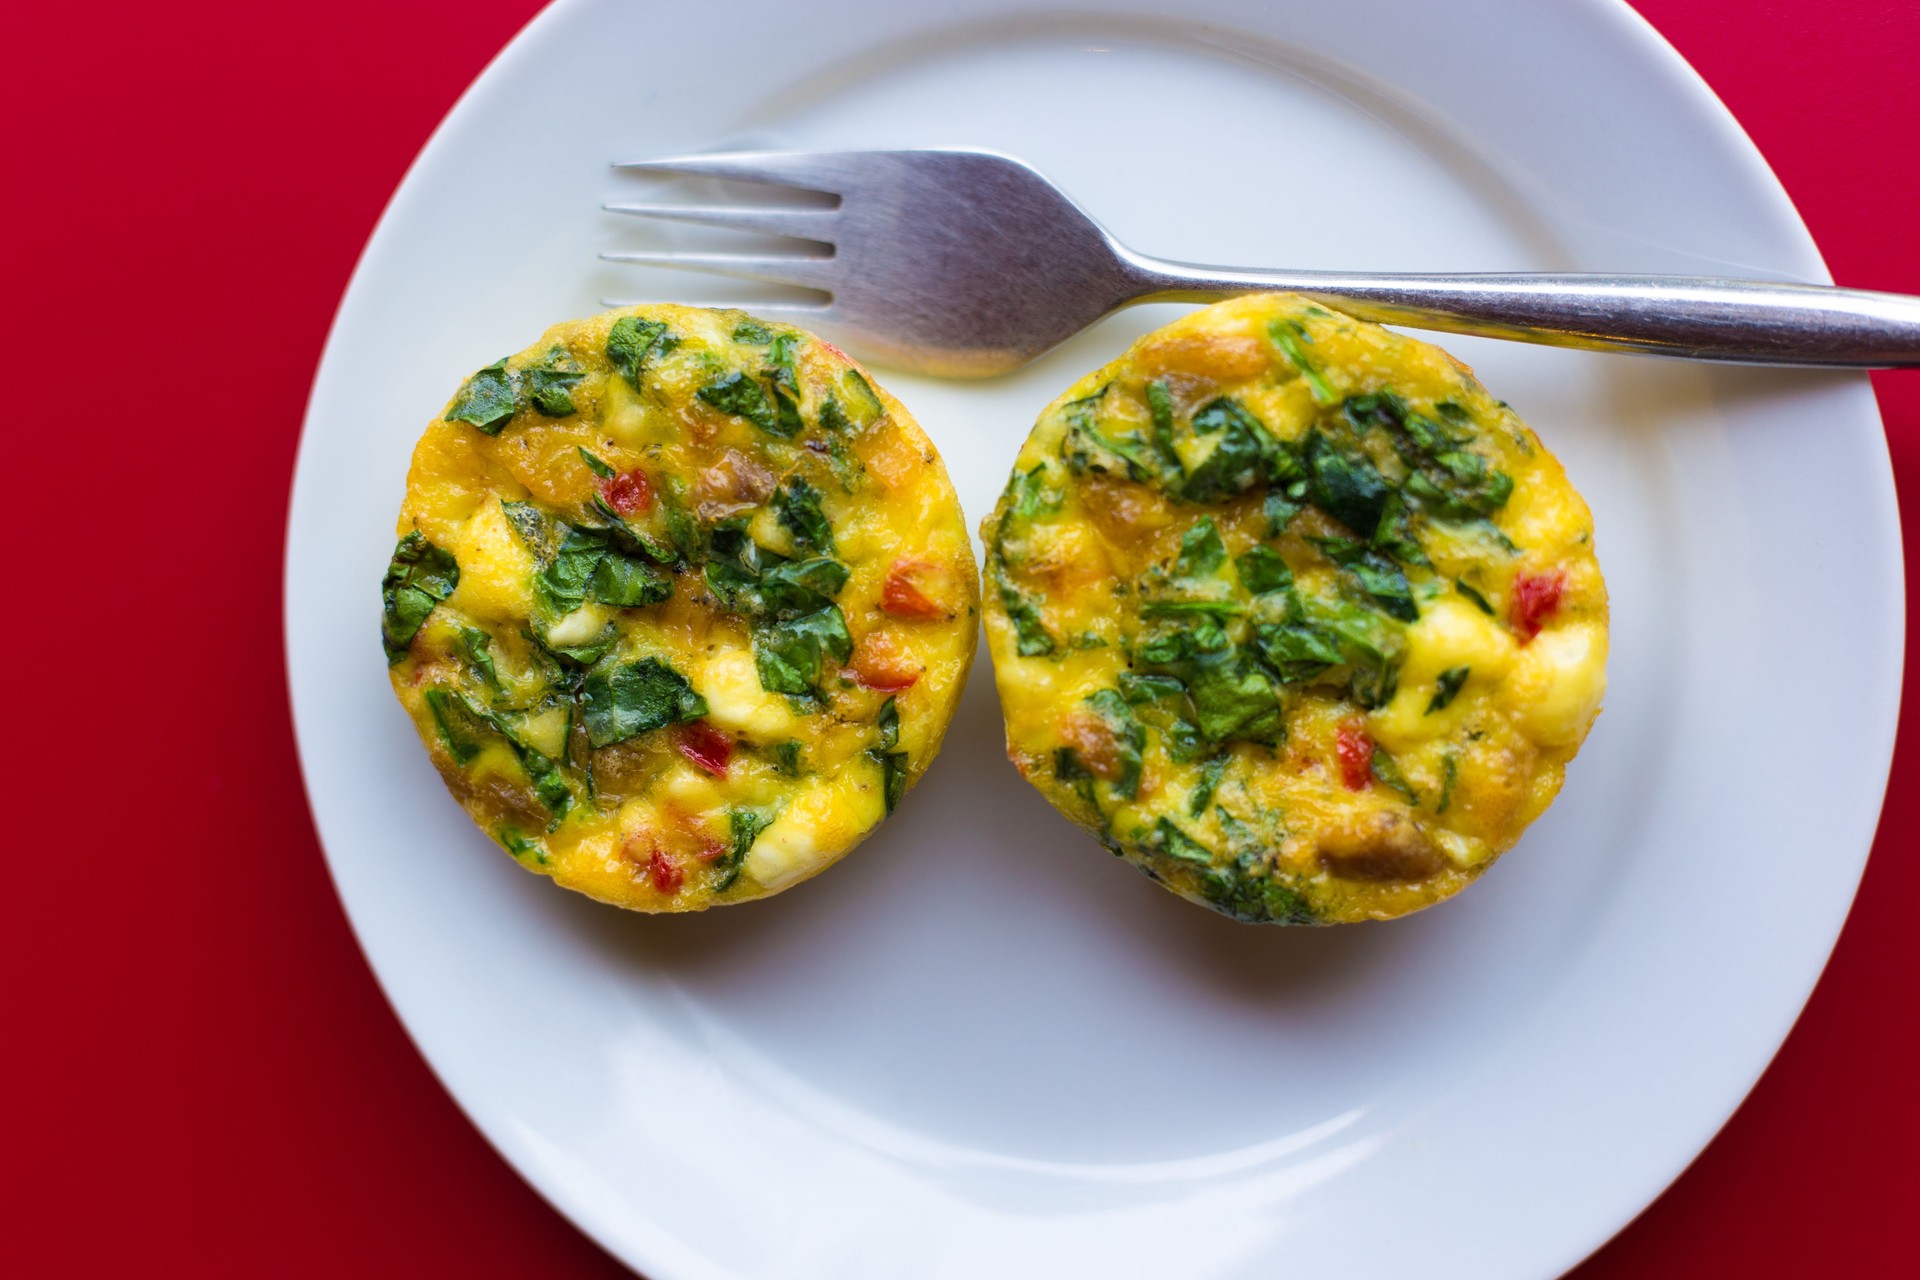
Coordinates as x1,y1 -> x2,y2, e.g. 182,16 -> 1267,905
1122,257 -> 1920,368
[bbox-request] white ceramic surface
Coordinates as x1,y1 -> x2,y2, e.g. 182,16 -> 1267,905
284,1 -> 1904,1276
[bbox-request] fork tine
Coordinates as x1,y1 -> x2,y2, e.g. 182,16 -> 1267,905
599,249 -> 835,291
602,202 -> 836,241
611,151 -> 842,195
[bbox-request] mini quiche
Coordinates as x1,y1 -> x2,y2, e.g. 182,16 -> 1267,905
382,305 -> 977,911
982,294 -> 1607,925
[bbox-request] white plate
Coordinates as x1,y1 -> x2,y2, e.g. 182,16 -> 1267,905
285,0 -> 1904,1275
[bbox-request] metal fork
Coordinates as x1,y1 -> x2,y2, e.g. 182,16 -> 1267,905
604,147 -> 1920,378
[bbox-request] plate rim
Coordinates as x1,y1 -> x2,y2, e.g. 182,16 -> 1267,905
282,1 -> 1906,1276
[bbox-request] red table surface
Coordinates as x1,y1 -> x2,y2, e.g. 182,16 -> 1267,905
4,1 -> 1911,1274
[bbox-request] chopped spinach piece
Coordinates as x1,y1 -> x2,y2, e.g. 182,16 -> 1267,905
1139,599 -> 1244,619
1083,689 -> 1144,800
1007,463 -> 1059,520
446,359 -> 517,434
731,320 -> 774,344
424,687 -> 496,765
527,348 -> 585,416
771,476 -> 833,553
1268,319 -> 1336,404
869,748 -> 908,813
1235,545 -> 1293,595
1176,398 -> 1280,502
1185,656 -> 1285,744
606,317 -> 673,389
1303,430 -> 1391,538
1264,483 -> 1307,535
1428,666 -> 1470,713
1173,516 -> 1228,579
1190,754 -> 1228,818
497,827 -> 548,864
585,549 -> 672,608
1146,379 -> 1177,461
698,371 -> 786,435
381,531 -> 460,663
1437,753 -> 1458,814
876,696 -> 900,751
1280,592 -> 1407,708
1054,746 -> 1098,813
995,571 -> 1055,657
1251,622 -> 1343,682
843,368 -> 884,421
1064,390 -> 1167,485
500,499 -> 558,556
1311,537 -> 1418,623
456,626 -> 501,692
1118,672 -> 1186,705
757,557 -> 850,616
715,808 -> 767,890
1456,578 -> 1496,615
577,447 -> 616,478
1369,490 -> 1430,567
581,656 -> 707,748
752,605 -> 853,695
1134,620 -> 1284,746
1154,817 -> 1214,866
1200,853 -> 1316,925
1370,745 -> 1419,804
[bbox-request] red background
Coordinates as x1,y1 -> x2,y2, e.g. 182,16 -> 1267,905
3,1 -> 1911,1274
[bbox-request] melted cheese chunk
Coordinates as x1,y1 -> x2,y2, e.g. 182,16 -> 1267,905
1369,598 -> 1518,751
698,649 -> 802,743
1500,623 -> 1608,746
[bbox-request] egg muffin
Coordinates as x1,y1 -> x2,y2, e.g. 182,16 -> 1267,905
982,295 -> 1607,925
382,305 -> 978,911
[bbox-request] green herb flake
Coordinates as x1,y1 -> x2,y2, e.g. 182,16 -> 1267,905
771,476 -> 834,553
1369,745 -> 1419,804
731,320 -> 774,344
577,447 -> 616,479
1427,666 -> 1470,714
1146,379 -> 1177,461
1173,516 -> 1228,579
1455,579 -> 1496,615
606,317 -> 672,390
381,531 -> 461,663
1190,754 -> 1228,818
697,370 -> 784,435
1176,398 -> 1280,503
424,688 -> 495,765
1268,319 -> 1337,405
581,656 -> 708,748
1303,430 -> 1391,538
1437,753 -> 1459,814
527,348 -> 586,417
1155,817 -> 1215,866
716,808 -> 767,890
457,626 -> 501,692
446,359 -> 517,434
585,549 -> 672,608
1235,545 -> 1294,595
1084,688 -> 1145,800
497,827 -> 548,864
998,578 -> 1055,657
869,748 -> 908,813
752,605 -> 853,695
